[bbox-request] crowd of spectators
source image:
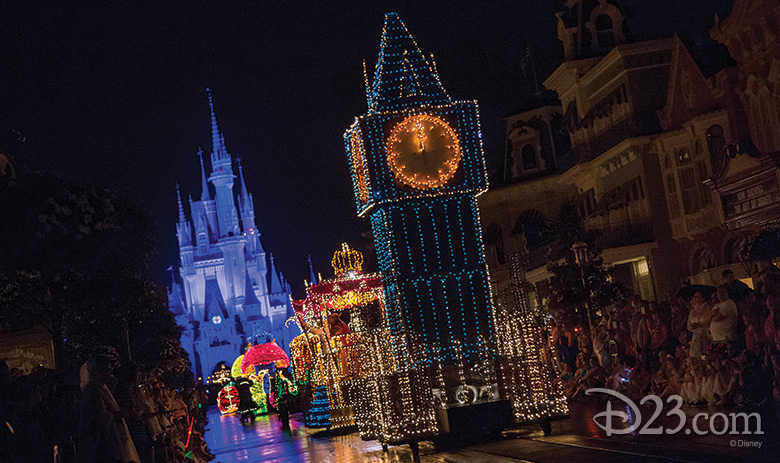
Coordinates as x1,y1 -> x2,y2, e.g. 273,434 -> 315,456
0,355 -> 213,463
555,266 -> 780,409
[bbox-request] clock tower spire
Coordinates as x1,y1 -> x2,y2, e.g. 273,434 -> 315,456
368,13 -> 451,114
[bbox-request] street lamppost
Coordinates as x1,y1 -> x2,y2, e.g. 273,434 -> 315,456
571,241 -> 594,334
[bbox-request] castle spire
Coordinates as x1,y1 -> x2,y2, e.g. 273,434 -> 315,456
269,253 -> 283,293
238,157 -> 250,206
206,88 -> 225,162
368,13 -> 450,113
175,183 -> 192,247
176,183 -> 186,224
198,148 -> 210,201
204,88 -> 238,237
237,156 -> 257,234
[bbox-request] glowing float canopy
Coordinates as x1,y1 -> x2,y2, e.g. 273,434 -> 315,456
241,341 -> 290,371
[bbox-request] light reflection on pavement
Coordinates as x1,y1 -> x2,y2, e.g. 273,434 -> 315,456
204,408 -> 522,463
203,401 -> 779,463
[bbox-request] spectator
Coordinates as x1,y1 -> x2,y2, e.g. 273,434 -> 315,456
765,294 -> 780,346
723,269 -> 750,303
687,292 -> 711,360
77,355 -> 139,463
670,296 -> 689,346
744,313 -> 768,353
648,310 -> 672,353
710,285 -> 739,353
653,353 -> 681,398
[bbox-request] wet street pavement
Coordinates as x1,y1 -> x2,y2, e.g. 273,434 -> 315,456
204,400 -> 779,462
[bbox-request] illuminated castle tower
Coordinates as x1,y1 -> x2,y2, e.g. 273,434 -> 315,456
168,90 -> 298,382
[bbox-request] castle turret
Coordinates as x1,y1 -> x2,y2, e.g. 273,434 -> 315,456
175,185 -> 192,248
206,89 -> 240,237
198,148 -> 211,201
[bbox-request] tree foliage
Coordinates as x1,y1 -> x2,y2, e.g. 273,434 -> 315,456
545,203 -> 628,326
744,228 -> 780,263
0,170 -> 191,384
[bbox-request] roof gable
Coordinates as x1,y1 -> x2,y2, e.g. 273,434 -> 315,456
660,37 -> 720,130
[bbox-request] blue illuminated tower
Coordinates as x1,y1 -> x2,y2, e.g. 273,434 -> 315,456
343,15 -> 512,443
345,13 -> 494,373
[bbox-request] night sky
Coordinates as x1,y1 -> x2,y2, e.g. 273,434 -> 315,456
0,0 -> 732,295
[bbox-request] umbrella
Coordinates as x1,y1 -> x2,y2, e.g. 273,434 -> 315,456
675,284 -> 717,301
241,342 -> 290,371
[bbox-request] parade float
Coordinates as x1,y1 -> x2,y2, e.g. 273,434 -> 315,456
290,243 -> 389,435
335,12 -> 567,450
215,340 -> 292,415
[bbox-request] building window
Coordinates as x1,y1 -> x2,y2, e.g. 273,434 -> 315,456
666,174 -> 681,218
696,160 -> 711,206
706,125 -> 725,171
483,223 -> 506,266
679,167 -> 700,214
692,247 -> 715,275
723,236 -> 744,265
637,259 -> 649,276
514,209 -> 554,250
521,144 -> 538,171
596,14 -> 615,49
677,148 -> 691,165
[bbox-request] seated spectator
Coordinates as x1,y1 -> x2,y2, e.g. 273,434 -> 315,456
560,363 -> 574,387
625,357 -> 652,399
609,356 -> 635,392
653,352 -> 682,398
712,353 -> 739,405
735,350 -> 773,406
569,356 -> 606,399
680,357 -> 704,405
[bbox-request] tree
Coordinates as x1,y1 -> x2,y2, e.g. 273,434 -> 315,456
743,228 -> 780,263
0,169 -> 191,383
545,203 -> 627,326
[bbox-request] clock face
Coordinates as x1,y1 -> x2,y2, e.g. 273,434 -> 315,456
349,131 -> 370,203
386,114 -> 461,190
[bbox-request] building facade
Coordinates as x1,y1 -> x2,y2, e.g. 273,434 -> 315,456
168,91 -> 297,382
481,0 -> 780,307
479,97 -> 577,309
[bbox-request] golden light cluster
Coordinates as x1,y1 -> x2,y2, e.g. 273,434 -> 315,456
331,242 -> 364,275
386,114 -> 461,190
349,129 -> 371,203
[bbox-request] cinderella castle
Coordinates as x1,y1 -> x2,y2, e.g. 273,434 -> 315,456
168,90 -> 298,382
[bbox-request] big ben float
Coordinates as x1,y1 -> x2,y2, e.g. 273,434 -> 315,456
341,13 -> 568,450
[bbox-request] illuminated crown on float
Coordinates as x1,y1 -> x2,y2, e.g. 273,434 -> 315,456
331,243 -> 363,276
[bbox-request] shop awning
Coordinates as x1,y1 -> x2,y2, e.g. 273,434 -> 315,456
591,176 -> 644,216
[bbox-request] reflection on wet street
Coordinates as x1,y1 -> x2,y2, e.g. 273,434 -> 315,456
204,401 -> 780,463
204,407 -> 522,463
